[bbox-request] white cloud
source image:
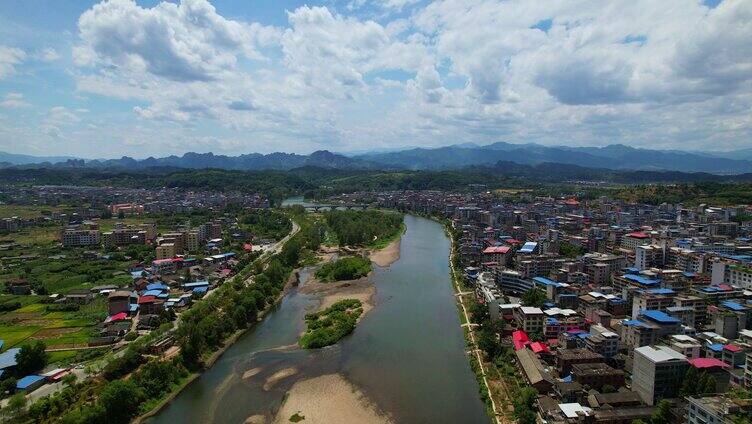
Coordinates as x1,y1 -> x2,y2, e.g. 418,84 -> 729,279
0,93 -> 30,108
75,0 -> 281,81
38,0 -> 748,155
40,48 -> 60,62
0,45 -> 26,78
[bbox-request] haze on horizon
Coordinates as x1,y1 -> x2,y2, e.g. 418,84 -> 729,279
0,0 -> 750,159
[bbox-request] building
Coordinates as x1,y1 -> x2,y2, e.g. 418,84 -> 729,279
61,228 -> 100,247
586,327 -> 620,358
16,375 -> 45,392
571,362 -> 625,391
515,347 -> 553,393
635,245 -> 664,270
102,226 -> 147,248
622,232 -> 652,250
711,259 -> 752,289
482,245 -> 510,266
156,243 -> 176,260
498,269 -> 534,294
557,348 -> 606,375
687,396 -> 751,424
669,334 -> 702,359
107,290 -> 136,316
515,306 -> 545,335
632,345 -> 688,405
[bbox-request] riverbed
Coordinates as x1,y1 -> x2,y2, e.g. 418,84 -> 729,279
147,214 -> 487,424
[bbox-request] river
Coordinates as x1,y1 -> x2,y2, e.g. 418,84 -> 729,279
148,213 -> 488,423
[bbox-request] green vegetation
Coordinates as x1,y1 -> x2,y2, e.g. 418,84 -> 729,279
239,209 -> 292,240
613,182 -> 752,206
680,367 -> 719,397
521,287 -> 546,308
314,256 -> 371,282
559,241 -> 587,258
299,299 -> 363,349
289,412 -> 305,422
15,340 -> 48,376
324,210 -> 403,247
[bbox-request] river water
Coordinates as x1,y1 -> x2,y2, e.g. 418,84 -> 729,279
148,213 -> 488,423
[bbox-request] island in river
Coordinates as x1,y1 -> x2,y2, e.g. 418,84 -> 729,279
146,214 -> 488,424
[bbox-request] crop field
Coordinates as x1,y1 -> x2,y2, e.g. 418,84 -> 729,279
0,296 -> 106,352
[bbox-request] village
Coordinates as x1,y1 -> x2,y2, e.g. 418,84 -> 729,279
0,185 -> 280,411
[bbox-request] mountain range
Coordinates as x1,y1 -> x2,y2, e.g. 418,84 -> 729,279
3,142 -> 752,174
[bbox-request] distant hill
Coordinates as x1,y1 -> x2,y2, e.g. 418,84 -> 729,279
354,142 -> 752,174
5,142 -> 752,174
0,151 -> 77,165
69,150 -> 380,171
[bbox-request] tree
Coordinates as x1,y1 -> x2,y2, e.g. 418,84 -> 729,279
99,380 -> 144,424
650,399 -> 672,424
6,393 -> 27,417
521,287 -> 546,308
15,340 -> 47,376
62,373 -> 77,387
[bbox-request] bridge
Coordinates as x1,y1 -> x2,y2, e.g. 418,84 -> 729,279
303,203 -> 369,212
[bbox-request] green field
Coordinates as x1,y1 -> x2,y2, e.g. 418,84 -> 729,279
0,296 -> 106,352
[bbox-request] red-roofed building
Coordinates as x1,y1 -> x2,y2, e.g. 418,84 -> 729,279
622,232 -> 652,250
689,358 -> 729,369
483,246 -> 511,266
138,295 -> 164,315
722,344 -> 746,368
530,341 -> 550,354
513,330 -> 531,351
689,358 -> 731,392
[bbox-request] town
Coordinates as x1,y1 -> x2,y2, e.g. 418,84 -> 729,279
323,189 -> 752,423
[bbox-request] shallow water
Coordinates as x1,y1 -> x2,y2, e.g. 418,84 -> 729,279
148,214 -> 488,424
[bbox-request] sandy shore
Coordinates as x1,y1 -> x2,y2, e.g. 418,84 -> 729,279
273,374 -> 393,424
263,367 -> 298,391
369,238 -> 401,267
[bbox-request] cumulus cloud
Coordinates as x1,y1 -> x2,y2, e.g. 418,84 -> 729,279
0,93 -> 30,108
0,45 -> 26,78
75,0 -> 280,81
55,0 -> 752,154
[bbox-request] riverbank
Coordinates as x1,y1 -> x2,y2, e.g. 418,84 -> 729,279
369,237 -> 401,267
444,220 -> 505,424
272,374 -> 393,424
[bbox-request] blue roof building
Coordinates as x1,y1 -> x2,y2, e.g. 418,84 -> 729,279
0,348 -> 21,370
640,310 -> 681,324
17,375 -> 45,391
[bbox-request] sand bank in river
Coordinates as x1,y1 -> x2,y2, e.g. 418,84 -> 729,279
369,238 -> 401,267
273,374 -> 393,424
263,367 -> 298,390
300,276 -> 375,317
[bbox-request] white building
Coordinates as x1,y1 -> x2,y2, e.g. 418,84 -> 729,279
632,345 -> 688,405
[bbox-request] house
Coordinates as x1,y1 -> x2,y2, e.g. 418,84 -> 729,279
137,295 -> 164,315
107,290 -> 137,316
0,348 -> 21,375
16,375 -> 45,392
515,306 -> 545,335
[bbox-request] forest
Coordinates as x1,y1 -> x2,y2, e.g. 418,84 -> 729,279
314,256 -> 372,282
324,210 -> 404,247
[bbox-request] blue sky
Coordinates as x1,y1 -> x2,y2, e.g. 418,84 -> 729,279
0,0 -> 750,159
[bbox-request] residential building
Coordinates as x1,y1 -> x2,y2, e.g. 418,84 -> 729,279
632,345 -> 688,405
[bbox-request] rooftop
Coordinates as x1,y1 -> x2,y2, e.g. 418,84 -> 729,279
635,345 -> 687,363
